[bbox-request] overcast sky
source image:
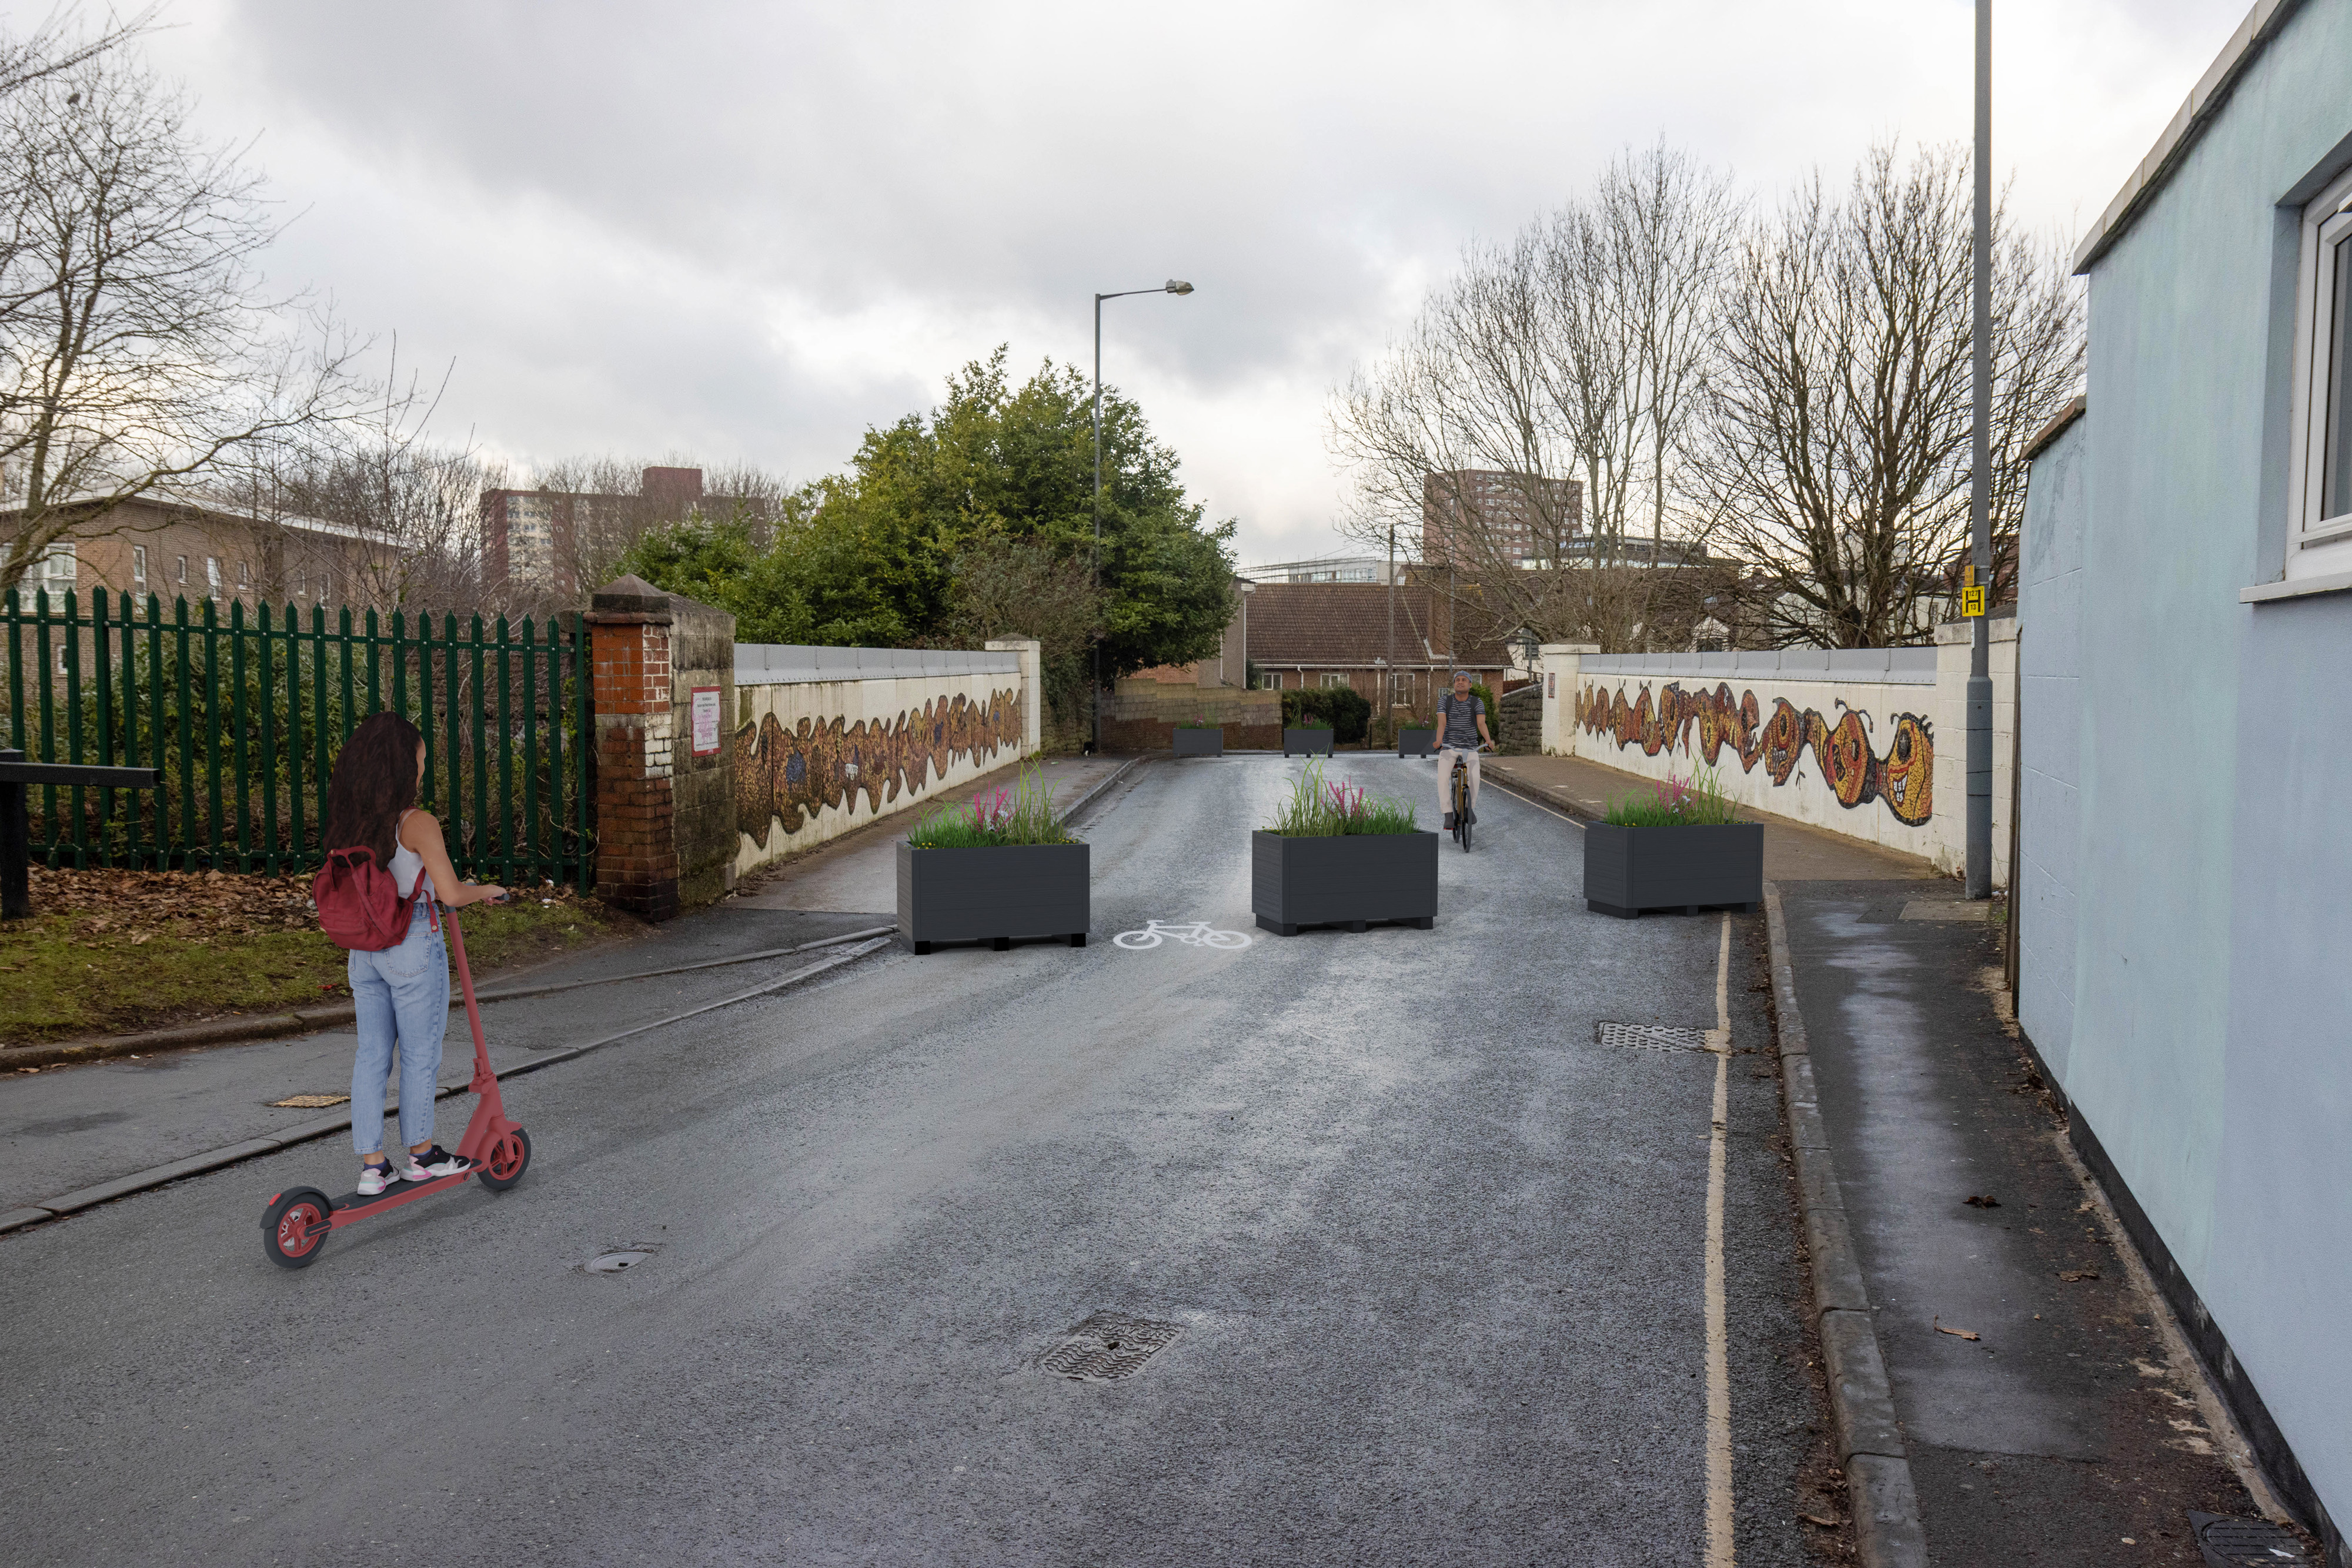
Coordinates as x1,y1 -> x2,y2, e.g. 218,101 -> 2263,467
107,0 -> 2251,569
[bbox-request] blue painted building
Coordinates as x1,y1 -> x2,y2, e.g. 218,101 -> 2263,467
2018,2 -> 2352,1557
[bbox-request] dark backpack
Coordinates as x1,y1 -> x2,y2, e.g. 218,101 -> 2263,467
312,845 -> 426,951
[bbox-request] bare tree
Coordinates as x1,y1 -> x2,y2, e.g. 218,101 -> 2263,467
1328,145 -> 1736,654
1693,143 -> 2082,647
0,41 -> 366,594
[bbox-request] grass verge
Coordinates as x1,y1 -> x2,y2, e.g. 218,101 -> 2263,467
1,866 -> 630,1047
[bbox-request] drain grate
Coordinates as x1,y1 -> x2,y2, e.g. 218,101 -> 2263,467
581,1248 -> 658,1275
1596,1022 -> 1710,1053
1038,1311 -> 1182,1381
268,1093 -> 350,1108
2190,1512 -> 2309,1566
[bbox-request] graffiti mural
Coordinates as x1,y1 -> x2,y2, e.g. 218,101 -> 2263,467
1575,681 -> 1932,826
735,686 -> 1025,847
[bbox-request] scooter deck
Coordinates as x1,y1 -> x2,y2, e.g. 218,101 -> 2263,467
327,1165 -> 479,1226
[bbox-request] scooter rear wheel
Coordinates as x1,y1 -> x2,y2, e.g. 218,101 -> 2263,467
262,1187 -> 333,1269
476,1127 -> 532,1191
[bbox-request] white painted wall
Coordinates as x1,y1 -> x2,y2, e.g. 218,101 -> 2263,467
731,640 -> 1038,877
1536,629 -> 2016,884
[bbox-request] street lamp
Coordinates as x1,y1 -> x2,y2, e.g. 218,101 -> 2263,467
1093,279 -> 1194,751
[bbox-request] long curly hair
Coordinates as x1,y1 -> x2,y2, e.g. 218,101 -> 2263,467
325,713 -> 423,869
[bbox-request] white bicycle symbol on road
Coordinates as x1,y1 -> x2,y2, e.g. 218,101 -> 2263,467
1113,919 -> 1252,951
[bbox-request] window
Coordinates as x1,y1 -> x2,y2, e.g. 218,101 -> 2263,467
2289,165 -> 2352,578
1257,671 -> 1282,690
238,559 -> 250,588
205,556 -> 221,597
1320,673 -> 1352,689
175,554 -> 188,584
36,542 -> 75,587
132,545 -> 147,584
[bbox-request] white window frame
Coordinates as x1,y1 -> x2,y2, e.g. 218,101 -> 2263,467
2286,165 -> 2352,580
39,541 -> 76,586
132,544 -> 147,584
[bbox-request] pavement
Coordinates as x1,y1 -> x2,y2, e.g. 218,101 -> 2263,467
1775,878 -> 2287,1564
0,752 -> 1835,1567
0,753 -> 1139,1223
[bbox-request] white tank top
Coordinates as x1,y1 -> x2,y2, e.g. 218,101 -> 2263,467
389,810 -> 425,899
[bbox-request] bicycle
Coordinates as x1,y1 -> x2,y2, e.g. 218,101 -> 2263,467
1112,919 -> 1253,951
1446,744 -> 1491,852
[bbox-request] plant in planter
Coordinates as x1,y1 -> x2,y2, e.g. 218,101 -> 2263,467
899,762 -> 1088,953
1252,761 -> 1436,935
1172,715 -> 1224,757
1282,717 -> 1335,757
1583,765 -> 1762,918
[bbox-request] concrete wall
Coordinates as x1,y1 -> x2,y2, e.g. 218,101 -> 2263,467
1536,634 -> 2013,882
2017,417 -> 2087,1081
730,640 -> 1038,877
2017,0 -> 2352,1544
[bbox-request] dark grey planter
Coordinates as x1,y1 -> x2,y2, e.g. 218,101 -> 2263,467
1582,822 -> 1762,918
1172,727 -> 1224,757
1251,829 -> 1438,935
897,840 -> 1090,952
1398,726 -> 1436,757
1282,727 -> 1335,757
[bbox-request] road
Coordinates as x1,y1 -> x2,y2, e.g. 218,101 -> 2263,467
0,754 -> 1826,1567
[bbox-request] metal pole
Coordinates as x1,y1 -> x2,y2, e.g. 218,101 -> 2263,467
1966,0 -> 1994,900
1093,292 -> 1104,754
1386,520 -> 1396,721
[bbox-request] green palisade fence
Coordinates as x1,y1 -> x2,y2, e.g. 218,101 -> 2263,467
2,589 -> 596,891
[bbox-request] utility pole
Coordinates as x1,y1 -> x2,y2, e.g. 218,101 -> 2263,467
1386,519 -> 1396,721
1965,0 -> 1994,900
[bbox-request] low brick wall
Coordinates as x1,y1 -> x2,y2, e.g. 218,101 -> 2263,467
1101,686 -> 1282,751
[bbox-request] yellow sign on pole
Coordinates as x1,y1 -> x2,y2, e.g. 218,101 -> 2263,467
1962,584 -> 1987,617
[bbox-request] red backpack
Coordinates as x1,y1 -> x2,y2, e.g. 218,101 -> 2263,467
312,846 -> 427,951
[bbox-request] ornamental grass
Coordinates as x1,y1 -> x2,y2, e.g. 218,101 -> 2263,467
1602,765 -> 1744,827
906,761 -> 1079,848
1264,760 -> 1419,837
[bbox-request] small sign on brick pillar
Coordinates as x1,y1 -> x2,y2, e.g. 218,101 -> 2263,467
587,574 -> 737,921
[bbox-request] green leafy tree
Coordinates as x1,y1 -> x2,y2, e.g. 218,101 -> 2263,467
617,349 -> 1236,691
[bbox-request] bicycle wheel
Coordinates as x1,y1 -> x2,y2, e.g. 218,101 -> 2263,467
1112,930 -> 1163,950
1203,929 -> 1251,950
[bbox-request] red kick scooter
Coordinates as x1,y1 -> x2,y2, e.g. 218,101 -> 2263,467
260,901 -> 534,1268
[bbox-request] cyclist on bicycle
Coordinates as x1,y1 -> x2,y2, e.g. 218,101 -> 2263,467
1434,670 -> 1494,831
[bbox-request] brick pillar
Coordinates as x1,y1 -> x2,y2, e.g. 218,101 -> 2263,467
588,575 -> 681,921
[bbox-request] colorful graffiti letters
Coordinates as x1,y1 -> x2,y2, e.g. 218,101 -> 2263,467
1574,680 -> 1932,826
734,687 -> 1025,846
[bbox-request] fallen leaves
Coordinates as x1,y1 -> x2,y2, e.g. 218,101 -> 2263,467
1963,1194 -> 2001,1208
1933,1316 -> 1982,1341
2059,1269 -> 2102,1283
1800,1513 -> 1843,1529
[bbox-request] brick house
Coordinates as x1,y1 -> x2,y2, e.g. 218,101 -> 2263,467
4,494 -> 403,616
1241,579 -> 1511,716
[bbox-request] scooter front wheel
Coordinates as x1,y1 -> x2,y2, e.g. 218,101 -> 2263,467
476,1127 -> 532,1192
262,1187 -> 333,1269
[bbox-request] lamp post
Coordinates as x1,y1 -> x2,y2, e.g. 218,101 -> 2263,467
1093,279 -> 1195,752
1966,0 -> 1993,898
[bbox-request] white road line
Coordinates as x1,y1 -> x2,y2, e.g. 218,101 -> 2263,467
1705,912 -> 1736,1567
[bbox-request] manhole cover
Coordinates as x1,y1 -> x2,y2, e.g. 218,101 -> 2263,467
1039,1311 -> 1182,1380
1596,1022 -> 1710,1052
269,1093 -> 350,1108
2190,1511 -> 2308,1566
582,1249 -> 656,1275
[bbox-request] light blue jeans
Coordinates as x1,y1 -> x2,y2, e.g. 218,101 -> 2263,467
348,900 -> 450,1158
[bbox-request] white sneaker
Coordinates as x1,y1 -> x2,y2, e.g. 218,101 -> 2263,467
403,1145 -> 472,1179
358,1160 -> 396,1196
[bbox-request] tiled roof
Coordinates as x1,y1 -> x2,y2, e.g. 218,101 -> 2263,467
1245,581 -> 1509,668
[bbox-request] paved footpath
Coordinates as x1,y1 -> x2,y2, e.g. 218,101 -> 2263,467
0,754 -> 1132,1224
0,753 -> 1829,1567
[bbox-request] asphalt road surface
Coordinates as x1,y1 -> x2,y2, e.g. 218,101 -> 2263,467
0,755 -> 1825,1567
